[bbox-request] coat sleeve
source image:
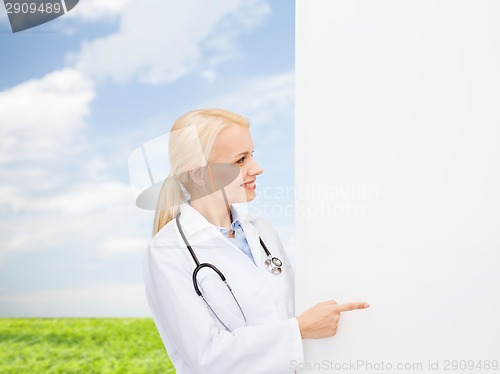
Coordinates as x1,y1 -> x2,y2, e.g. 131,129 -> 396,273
143,243 -> 304,374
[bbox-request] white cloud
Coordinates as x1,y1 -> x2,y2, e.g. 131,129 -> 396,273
65,0 -> 131,22
70,0 -> 271,84
0,9 -> 6,25
34,181 -> 132,214
0,68 -> 94,164
0,67 -> 151,260
0,283 -> 149,317
200,69 -> 217,82
0,185 -> 23,211
97,235 -> 149,256
0,179 -> 151,257
202,71 -> 295,126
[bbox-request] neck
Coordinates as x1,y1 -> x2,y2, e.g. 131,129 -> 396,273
189,195 -> 233,229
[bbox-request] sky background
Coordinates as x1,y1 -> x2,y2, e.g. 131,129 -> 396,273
0,0 -> 295,317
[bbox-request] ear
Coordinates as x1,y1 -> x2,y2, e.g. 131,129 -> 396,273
187,165 -> 206,188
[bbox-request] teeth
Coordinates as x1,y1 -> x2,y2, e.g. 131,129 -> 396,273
243,181 -> 255,187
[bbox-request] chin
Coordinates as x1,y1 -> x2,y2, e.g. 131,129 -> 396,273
230,191 -> 255,204
244,191 -> 256,202
224,183 -> 257,203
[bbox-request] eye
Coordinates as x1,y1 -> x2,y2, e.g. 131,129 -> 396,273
235,150 -> 254,165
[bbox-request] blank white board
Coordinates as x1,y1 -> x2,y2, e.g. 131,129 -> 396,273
295,1 -> 500,372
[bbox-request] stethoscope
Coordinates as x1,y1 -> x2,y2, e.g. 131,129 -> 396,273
175,211 -> 283,331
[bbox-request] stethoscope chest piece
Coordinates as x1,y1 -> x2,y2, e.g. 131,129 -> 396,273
264,255 -> 283,275
256,236 -> 283,275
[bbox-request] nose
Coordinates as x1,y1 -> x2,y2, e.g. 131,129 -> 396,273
248,159 -> 264,176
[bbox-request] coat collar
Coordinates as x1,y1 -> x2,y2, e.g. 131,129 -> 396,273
178,201 -> 255,237
176,201 -> 263,267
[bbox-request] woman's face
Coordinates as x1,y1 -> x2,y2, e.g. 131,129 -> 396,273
210,125 -> 263,204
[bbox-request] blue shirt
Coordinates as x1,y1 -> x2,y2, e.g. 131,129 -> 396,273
216,219 -> 256,266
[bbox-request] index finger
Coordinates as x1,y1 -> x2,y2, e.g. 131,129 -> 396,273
336,302 -> 370,312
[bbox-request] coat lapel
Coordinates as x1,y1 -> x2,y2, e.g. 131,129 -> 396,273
230,203 -> 263,268
177,202 -> 264,269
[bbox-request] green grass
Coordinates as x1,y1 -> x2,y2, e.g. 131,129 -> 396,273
0,318 -> 175,373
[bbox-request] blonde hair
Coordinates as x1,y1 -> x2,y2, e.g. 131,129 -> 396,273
152,108 -> 249,236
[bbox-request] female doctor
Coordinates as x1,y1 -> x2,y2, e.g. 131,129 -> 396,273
143,108 -> 370,374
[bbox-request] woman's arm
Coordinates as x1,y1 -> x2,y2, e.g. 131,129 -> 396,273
144,244 -> 304,374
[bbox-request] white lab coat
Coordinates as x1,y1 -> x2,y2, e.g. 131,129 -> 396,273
143,202 -> 304,374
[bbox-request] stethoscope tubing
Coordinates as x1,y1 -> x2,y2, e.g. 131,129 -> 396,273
175,210 -> 282,331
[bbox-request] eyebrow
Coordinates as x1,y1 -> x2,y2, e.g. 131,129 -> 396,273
234,148 -> 254,159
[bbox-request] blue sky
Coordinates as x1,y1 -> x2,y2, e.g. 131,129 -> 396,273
0,0 -> 295,317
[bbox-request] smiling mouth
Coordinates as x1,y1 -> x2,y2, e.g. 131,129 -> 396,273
241,180 -> 256,188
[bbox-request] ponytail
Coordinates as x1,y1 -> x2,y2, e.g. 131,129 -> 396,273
152,174 -> 186,236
